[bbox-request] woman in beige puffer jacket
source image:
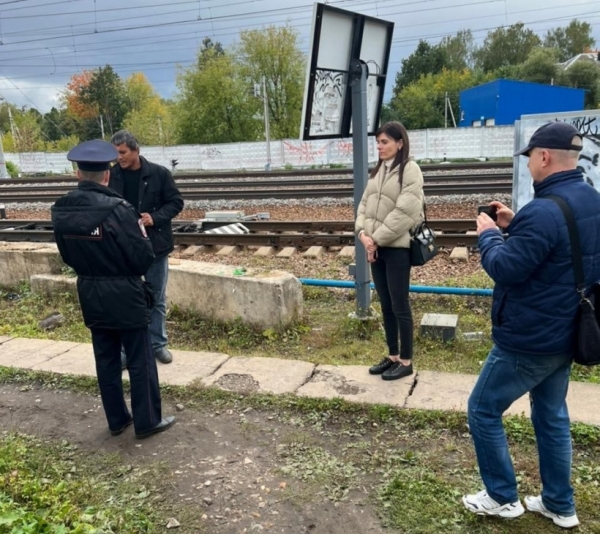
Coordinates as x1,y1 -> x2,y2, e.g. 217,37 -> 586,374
355,121 -> 424,381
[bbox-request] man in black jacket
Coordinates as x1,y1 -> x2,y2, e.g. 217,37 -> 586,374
52,139 -> 176,439
109,130 -> 184,366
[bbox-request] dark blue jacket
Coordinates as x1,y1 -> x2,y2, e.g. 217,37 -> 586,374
479,169 -> 600,355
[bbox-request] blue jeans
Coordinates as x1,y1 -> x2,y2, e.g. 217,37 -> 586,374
467,345 -> 575,515
145,255 -> 169,351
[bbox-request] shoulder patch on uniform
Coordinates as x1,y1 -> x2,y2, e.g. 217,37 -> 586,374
138,218 -> 148,238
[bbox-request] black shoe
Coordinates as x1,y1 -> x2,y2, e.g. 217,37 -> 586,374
135,416 -> 177,439
382,362 -> 413,381
369,357 -> 395,375
110,417 -> 133,436
154,347 -> 173,364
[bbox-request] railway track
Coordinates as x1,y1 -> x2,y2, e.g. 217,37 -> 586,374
2,161 -> 512,186
0,219 -> 481,248
0,181 -> 512,203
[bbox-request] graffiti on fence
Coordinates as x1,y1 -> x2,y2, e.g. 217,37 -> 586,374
283,141 -> 328,163
201,147 -> 222,159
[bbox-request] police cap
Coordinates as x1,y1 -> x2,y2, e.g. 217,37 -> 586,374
67,139 -> 117,172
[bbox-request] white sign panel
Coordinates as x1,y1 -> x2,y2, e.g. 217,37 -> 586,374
513,110 -> 600,212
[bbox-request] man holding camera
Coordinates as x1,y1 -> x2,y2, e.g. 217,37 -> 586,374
462,122 -> 600,529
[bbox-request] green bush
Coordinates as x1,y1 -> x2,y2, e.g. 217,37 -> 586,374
5,161 -> 19,178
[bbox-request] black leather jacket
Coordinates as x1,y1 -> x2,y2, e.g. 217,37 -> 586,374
109,156 -> 184,258
51,181 -> 155,330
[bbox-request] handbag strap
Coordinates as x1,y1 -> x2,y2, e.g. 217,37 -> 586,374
546,195 -> 586,294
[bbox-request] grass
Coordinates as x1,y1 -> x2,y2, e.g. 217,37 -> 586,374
0,433 -> 170,533
1,277 -> 600,383
1,369 -> 599,533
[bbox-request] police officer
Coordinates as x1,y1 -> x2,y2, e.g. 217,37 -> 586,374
51,139 -> 176,439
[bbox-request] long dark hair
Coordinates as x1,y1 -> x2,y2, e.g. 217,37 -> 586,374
370,121 -> 410,184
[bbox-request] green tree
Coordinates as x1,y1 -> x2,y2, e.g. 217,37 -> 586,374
517,47 -> 563,85
123,73 -> 176,145
1,107 -> 45,152
393,40 -> 448,94
391,69 -> 481,129
439,30 -> 475,71
544,20 -> 596,62
474,23 -> 542,72
80,65 -> 130,137
174,42 -> 261,144
235,25 -> 305,139
564,60 -> 600,108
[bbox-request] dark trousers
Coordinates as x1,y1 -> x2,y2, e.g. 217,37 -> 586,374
91,327 -> 162,435
370,247 -> 413,359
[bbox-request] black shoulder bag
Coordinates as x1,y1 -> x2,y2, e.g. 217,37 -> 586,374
410,202 -> 438,266
547,195 -> 600,366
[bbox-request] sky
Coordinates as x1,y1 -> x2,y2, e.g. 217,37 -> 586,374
0,0 -> 598,114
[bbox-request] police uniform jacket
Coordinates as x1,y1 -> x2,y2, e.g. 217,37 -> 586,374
51,181 -> 155,330
109,156 -> 183,258
479,169 -> 600,355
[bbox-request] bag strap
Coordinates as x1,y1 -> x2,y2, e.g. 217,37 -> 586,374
546,195 -> 586,294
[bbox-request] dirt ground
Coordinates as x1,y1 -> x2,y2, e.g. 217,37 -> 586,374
0,384 -> 390,534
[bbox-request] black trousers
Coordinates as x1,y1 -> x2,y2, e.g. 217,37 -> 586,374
370,247 -> 413,360
90,327 -> 162,435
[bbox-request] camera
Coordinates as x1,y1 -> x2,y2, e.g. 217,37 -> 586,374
477,205 -> 498,222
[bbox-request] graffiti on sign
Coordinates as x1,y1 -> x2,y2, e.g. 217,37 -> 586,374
310,70 -> 345,136
514,114 -> 600,211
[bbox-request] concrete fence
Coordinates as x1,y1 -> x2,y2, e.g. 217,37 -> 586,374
2,125 -> 515,175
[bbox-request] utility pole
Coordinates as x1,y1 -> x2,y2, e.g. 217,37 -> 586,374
262,76 -> 271,171
157,117 -> 164,145
444,91 -> 448,128
99,114 -> 105,139
7,107 -> 17,140
0,132 -> 9,179
0,98 -> 11,178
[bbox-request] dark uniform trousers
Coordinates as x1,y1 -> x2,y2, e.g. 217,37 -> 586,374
91,327 -> 162,434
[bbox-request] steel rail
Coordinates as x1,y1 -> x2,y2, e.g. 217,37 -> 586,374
0,172 -> 513,193
0,228 -> 480,248
0,219 -> 477,233
2,161 -> 512,185
0,182 -> 512,203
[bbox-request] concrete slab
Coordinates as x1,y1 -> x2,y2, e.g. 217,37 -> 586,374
0,338 -> 81,369
254,247 -> 275,257
277,247 -> 297,258
30,274 -> 77,297
31,343 -> 96,377
201,356 -> 315,395
180,245 -> 203,258
0,336 -> 12,345
303,246 -> 324,258
216,245 -> 240,256
0,244 -> 64,287
567,382 -> 600,426
296,365 -> 411,407
406,371 -> 530,415
420,313 -> 458,342
337,246 -> 355,259
153,349 -> 230,386
450,247 -> 469,261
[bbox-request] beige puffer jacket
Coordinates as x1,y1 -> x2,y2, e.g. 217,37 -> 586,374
355,159 -> 424,248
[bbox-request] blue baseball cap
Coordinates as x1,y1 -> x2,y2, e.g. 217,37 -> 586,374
67,139 -> 118,172
514,122 -> 583,157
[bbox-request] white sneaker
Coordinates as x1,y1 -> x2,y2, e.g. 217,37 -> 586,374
463,490 -> 525,518
524,495 -> 580,529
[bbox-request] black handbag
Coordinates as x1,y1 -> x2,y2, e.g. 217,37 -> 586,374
410,203 -> 438,266
548,195 -> 600,366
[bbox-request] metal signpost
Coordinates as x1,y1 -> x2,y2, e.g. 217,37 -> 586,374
300,2 -> 394,318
